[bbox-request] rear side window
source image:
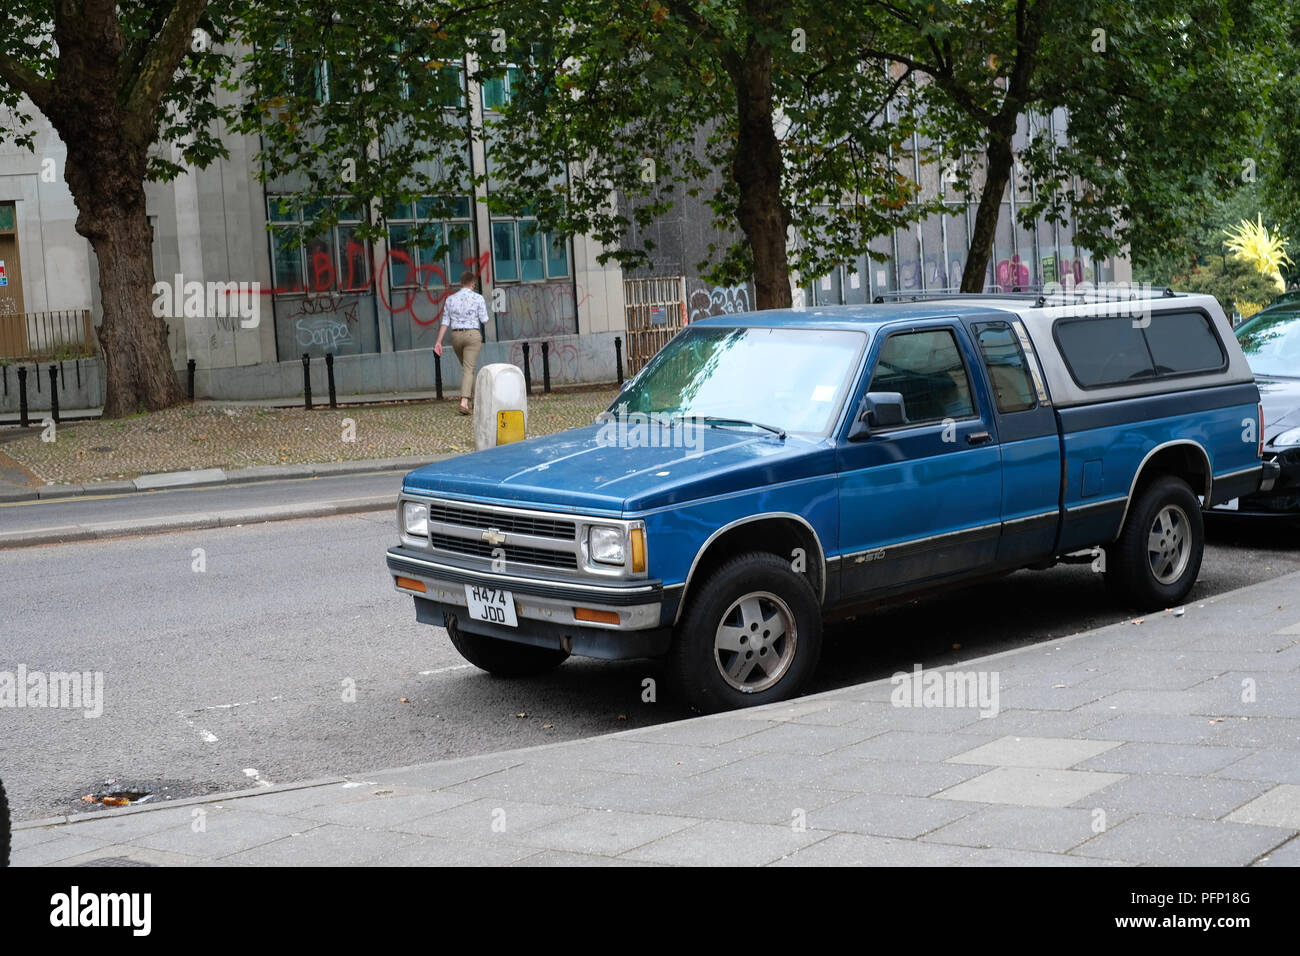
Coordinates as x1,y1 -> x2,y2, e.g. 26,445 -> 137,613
972,322 -> 1036,413
1143,311 -> 1225,374
869,328 -> 975,424
1054,310 -> 1225,388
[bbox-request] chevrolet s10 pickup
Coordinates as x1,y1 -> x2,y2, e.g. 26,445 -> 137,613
387,291 -> 1277,711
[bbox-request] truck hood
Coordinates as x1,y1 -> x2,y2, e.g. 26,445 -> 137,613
1257,377 -> 1300,437
402,423 -> 834,514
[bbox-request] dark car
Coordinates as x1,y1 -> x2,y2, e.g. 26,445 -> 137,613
1212,304 -> 1300,519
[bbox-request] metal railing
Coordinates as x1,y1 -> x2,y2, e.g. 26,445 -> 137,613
0,309 -> 97,361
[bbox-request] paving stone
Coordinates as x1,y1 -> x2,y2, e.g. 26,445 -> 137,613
620,819 -> 828,866
1070,814 -> 1293,866
807,793 -> 983,839
1082,772 -> 1270,820
505,809 -> 699,856
947,736 -> 1122,770
44,805 -> 229,844
289,790 -> 478,827
723,721 -> 881,756
10,833 -> 112,867
571,740 -> 750,777
1225,785 -> 1300,830
567,773 -> 723,815
628,719 -> 770,748
132,809 -> 320,859
368,837 -> 540,866
43,845 -> 207,867
223,824 -> 421,865
770,832 -> 978,866
953,709 -> 1111,738
1205,717 -> 1300,750
834,730 -> 999,763
689,786 -> 856,826
394,799 -> 579,840
922,805 -> 1122,854
366,758 -> 523,791
1254,836 -> 1300,867
444,766 -> 630,802
509,850 -> 663,867
935,767 -> 1125,808
1216,749 -> 1300,785
1076,742 -> 1254,776
1077,714 -> 1228,745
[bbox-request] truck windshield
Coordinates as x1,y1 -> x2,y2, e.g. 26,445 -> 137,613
612,326 -> 866,436
1237,309 -> 1300,378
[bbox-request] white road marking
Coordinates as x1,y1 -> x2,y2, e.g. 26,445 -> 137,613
243,768 -> 273,787
419,664 -> 474,675
197,696 -> 281,711
178,712 -> 218,743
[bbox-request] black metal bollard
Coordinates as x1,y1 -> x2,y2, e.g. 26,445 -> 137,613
541,341 -> 551,393
187,358 -> 196,401
17,366 -> 28,427
59,361 -> 66,389
75,359 -> 81,389
434,350 -> 443,400
325,353 -> 337,409
521,342 -> 532,393
33,364 -> 40,393
2,364 -> 7,397
48,365 -> 59,424
614,336 -> 624,385
302,353 -> 313,410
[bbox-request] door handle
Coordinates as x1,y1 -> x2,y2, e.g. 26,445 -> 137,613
966,431 -> 993,446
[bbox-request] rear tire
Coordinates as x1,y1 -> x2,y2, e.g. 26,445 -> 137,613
1106,475 -> 1204,610
670,551 -> 822,713
445,615 -> 570,677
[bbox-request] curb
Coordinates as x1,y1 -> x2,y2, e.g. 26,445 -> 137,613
0,454 -> 445,504
0,495 -> 395,549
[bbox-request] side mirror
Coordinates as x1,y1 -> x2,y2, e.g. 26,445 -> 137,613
848,391 -> 907,441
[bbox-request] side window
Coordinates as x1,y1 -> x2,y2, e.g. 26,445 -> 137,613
973,322 -> 1036,413
1055,316 -> 1154,387
1144,311 -> 1225,374
869,328 -> 975,425
1055,310 -> 1226,388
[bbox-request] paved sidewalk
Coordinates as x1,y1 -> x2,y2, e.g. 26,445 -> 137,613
13,572 -> 1300,867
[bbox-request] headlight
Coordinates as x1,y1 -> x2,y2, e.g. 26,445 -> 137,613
588,525 -> 626,565
1272,427 -> 1300,448
402,501 -> 429,537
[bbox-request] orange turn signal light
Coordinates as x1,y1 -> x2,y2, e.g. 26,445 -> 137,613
395,576 -> 426,593
574,607 -> 619,625
630,528 -> 646,573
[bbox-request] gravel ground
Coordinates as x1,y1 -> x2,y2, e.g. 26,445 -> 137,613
0,386 -> 619,485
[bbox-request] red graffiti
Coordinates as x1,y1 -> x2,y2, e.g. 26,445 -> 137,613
267,242 -> 493,326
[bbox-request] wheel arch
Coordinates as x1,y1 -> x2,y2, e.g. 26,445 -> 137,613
674,514 -> 826,625
1115,440 -> 1213,534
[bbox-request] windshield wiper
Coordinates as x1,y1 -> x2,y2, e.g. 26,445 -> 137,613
695,415 -> 787,439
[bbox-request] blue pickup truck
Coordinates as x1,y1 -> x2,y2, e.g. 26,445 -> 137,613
387,292 -> 1277,711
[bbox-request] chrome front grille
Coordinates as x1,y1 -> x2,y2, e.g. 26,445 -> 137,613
428,532 -> 579,570
427,501 -> 576,540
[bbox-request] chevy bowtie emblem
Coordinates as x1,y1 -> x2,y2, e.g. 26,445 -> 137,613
482,528 -> 507,547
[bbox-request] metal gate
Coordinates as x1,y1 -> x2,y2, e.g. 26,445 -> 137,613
623,276 -> 686,375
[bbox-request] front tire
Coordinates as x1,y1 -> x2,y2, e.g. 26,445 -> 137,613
445,615 -> 570,677
1106,475 -> 1204,610
670,551 -> 822,713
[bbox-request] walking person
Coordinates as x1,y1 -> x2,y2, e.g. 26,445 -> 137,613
434,270 -> 490,415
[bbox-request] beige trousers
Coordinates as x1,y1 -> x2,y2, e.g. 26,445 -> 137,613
450,329 -> 482,401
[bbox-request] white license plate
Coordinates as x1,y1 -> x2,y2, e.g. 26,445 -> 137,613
1217,498 -> 1240,511
464,584 -> 518,627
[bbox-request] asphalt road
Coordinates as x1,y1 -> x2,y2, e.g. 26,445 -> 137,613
2,504 -> 1298,822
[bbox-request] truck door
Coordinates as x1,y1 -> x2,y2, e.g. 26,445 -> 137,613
836,320 -> 1003,596
968,318 -> 1061,565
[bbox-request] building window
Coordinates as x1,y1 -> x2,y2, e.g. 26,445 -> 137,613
386,196 -> 475,289
386,44 -> 465,108
490,216 -> 569,283
267,198 -> 370,292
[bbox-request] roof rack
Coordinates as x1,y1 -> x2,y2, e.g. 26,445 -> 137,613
868,285 -> 1183,306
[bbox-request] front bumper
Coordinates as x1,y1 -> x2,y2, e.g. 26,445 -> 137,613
386,546 -> 673,660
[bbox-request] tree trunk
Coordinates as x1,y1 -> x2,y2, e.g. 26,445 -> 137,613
728,20 -> 792,310
961,130 -> 1016,292
86,191 -> 183,417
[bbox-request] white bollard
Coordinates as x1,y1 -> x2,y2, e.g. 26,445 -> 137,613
473,363 -> 529,451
